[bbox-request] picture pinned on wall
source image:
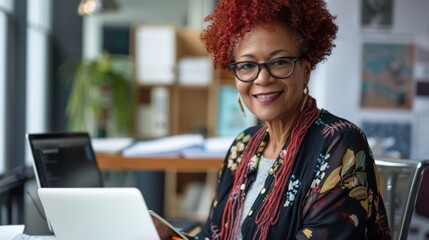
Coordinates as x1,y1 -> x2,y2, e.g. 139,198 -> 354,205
361,121 -> 411,159
360,42 -> 414,109
361,0 -> 394,30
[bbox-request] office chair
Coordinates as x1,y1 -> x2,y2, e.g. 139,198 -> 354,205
408,166 -> 429,240
375,159 -> 429,240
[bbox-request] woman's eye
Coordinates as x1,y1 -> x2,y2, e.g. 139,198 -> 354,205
238,63 -> 256,71
271,58 -> 290,67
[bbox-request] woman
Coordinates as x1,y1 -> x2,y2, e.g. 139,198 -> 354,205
190,0 -> 391,239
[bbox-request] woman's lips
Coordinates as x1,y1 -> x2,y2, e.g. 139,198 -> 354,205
254,91 -> 282,103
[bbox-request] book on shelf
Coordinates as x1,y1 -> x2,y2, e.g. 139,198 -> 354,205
151,86 -> 170,137
135,86 -> 170,138
136,104 -> 152,137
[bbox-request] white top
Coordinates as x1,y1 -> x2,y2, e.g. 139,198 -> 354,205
237,155 -> 275,239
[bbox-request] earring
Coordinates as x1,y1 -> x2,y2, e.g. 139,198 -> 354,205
237,94 -> 246,117
300,84 -> 309,112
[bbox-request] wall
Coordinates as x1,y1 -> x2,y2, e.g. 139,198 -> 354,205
82,0 -> 211,59
311,0 -> 429,159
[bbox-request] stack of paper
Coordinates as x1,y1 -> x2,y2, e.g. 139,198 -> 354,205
122,134 -> 205,157
91,137 -> 134,153
181,136 -> 234,159
0,225 -> 25,240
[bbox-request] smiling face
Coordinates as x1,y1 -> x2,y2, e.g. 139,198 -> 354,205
233,22 -> 311,123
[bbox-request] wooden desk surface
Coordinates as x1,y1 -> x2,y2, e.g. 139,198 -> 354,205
96,153 -> 224,172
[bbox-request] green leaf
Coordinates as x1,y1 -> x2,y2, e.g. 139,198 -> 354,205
355,150 -> 366,171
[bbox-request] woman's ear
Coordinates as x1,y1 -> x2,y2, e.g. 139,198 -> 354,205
303,60 -> 312,83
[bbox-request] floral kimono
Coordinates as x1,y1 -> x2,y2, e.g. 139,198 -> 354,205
192,110 -> 391,240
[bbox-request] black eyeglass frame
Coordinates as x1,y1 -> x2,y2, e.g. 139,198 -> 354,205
229,55 -> 305,82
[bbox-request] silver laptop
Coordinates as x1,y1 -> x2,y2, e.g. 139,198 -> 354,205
38,187 -> 160,240
27,132 -> 105,232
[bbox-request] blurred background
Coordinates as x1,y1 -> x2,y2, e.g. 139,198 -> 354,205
0,0 -> 429,237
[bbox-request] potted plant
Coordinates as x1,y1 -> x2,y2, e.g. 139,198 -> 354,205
61,52 -> 135,137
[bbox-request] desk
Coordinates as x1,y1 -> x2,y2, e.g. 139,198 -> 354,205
96,153 -> 224,171
95,153 -> 224,220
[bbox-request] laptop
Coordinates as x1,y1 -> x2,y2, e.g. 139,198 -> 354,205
30,134 -> 189,239
27,132 -> 104,188
38,187 -> 161,240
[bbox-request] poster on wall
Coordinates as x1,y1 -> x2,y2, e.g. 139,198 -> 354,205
360,42 -> 414,109
361,121 -> 411,159
361,0 -> 394,30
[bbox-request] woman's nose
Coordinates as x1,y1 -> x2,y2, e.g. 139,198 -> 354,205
254,66 -> 275,85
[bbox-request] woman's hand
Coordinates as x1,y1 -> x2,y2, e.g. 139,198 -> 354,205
151,215 -> 180,240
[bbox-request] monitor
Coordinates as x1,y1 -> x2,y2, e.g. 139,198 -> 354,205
27,132 -> 103,188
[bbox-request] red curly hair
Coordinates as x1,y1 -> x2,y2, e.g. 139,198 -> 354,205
201,0 -> 338,70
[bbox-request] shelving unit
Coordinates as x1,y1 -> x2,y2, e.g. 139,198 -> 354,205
131,24 -> 233,138
130,24 -> 232,221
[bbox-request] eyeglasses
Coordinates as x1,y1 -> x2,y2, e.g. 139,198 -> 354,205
229,56 -> 304,82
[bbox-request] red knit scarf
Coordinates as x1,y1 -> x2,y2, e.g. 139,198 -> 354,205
220,96 -> 319,240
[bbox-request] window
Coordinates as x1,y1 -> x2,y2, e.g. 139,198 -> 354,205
25,0 -> 51,165
0,0 -> 12,174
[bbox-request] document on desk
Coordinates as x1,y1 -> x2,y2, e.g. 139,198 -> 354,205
122,134 -> 204,157
181,136 -> 233,159
91,137 -> 134,153
0,225 -> 24,240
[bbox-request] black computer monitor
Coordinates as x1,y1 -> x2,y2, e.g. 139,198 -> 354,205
27,132 -> 104,188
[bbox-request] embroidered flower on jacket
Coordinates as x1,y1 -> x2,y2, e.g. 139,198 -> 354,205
311,154 -> 330,188
343,212 -> 359,227
226,133 -> 252,171
249,154 -> 258,168
237,141 -> 245,151
228,159 -> 238,171
315,117 -> 325,126
284,174 -> 301,207
210,223 -> 221,240
229,146 -> 237,159
279,149 -> 287,159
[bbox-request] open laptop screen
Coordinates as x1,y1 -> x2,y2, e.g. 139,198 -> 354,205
27,132 -> 103,188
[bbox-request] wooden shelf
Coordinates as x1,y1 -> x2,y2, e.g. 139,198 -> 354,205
128,24 -> 233,221
96,153 -> 223,172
